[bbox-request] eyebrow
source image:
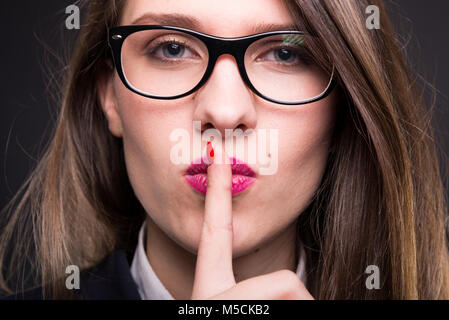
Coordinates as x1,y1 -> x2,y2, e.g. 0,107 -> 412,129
130,13 -> 299,34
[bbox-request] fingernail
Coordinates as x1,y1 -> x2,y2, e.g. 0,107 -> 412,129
207,140 -> 214,163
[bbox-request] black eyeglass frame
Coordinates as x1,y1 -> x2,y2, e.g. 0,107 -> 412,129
108,25 -> 336,105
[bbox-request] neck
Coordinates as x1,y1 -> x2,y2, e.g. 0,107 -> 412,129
145,216 -> 299,299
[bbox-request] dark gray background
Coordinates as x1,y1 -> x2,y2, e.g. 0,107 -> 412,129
1,1 -> 448,211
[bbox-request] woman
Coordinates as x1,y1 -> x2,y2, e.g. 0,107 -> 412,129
1,0 -> 448,300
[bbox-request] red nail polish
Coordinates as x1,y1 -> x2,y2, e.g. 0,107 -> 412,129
207,140 -> 214,160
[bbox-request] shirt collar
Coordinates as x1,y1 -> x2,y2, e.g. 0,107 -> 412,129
130,220 -> 307,300
130,220 -> 174,300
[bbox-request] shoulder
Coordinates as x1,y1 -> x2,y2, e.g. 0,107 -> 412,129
0,249 -> 141,300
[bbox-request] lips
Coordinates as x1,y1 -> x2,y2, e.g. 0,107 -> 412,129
184,156 -> 257,195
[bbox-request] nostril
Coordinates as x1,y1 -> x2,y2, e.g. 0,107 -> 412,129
201,122 -> 214,132
235,124 -> 246,131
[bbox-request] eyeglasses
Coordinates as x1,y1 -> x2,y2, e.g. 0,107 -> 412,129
108,25 -> 335,105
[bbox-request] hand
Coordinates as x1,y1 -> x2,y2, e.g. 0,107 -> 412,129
190,142 -> 314,300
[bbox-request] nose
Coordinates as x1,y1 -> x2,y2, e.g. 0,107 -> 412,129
192,54 -> 257,138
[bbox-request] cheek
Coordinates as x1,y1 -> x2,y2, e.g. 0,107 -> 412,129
281,100 -> 335,168
115,75 -> 192,161
113,80 -> 193,216
258,94 -> 337,211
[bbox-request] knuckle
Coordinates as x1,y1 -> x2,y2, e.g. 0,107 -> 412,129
274,269 -> 303,298
204,219 -> 233,233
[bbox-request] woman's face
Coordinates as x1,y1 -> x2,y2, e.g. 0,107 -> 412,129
101,0 -> 338,257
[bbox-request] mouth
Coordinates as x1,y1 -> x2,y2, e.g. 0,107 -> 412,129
183,156 -> 257,195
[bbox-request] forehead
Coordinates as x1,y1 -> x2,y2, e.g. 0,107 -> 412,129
120,0 -> 297,37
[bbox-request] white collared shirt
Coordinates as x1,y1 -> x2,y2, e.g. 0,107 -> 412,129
130,220 -> 307,300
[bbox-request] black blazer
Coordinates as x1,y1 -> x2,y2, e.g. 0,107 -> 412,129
1,249 -> 142,300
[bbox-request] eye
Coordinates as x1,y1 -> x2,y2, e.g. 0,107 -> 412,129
258,46 -> 303,64
148,40 -> 197,60
273,48 -> 297,63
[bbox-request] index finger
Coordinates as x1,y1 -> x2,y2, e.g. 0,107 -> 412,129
191,141 -> 236,299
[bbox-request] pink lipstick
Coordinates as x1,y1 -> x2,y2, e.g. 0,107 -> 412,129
184,156 -> 256,195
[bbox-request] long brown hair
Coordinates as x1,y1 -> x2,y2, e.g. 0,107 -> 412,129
1,0 -> 448,299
